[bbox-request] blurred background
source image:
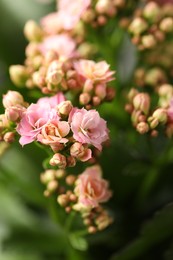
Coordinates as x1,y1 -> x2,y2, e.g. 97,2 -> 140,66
1,1 -> 173,260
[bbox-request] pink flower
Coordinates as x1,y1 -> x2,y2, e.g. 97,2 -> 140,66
74,59 -> 115,84
39,34 -> 77,60
16,103 -> 58,146
167,99 -> 173,122
37,120 -> 70,145
41,0 -> 90,33
74,165 -> 112,210
37,93 -> 66,108
69,108 -> 109,150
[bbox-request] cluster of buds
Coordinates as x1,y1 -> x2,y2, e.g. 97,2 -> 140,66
41,165 -> 113,233
128,1 -> 173,50
9,18 -> 115,108
125,83 -> 173,136
1,91 -> 109,168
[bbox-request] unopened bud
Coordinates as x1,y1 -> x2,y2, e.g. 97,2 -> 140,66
49,153 -> 67,169
128,88 -> 139,102
57,100 -> 73,116
136,122 -> 149,134
66,175 -> 76,186
133,93 -> 150,115
129,17 -> 148,35
143,2 -> 161,22
152,108 -> 167,123
9,65 -> 29,87
46,70 -> 63,85
95,84 -> 106,99
83,79 -> 94,93
3,132 -> 15,143
55,169 -> 66,179
47,180 -> 58,192
141,34 -> 156,49
3,91 -> 25,108
160,17 -> 173,32
40,169 -> 56,184
24,20 -> 43,42
67,156 -> 76,167
57,194 -> 69,207
92,96 -> 101,106
79,93 -> 91,105
105,87 -> 115,101
145,68 -> 166,86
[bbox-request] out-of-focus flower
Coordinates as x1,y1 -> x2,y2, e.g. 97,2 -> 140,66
69,108 -> 109,150
37,93 -> 66,108
74,165 -> 112,210
39,34 -> 77,60
74,59 -> 115,83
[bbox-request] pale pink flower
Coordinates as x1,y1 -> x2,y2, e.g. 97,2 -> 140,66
69,108 -> 109,150
41,0 -> 90,33
37,120 -> 70,145
16,103 -> 58,145
74,165 -> 112,210
39,34 -> 77,60
74,59 -> 115,84
37,93 -> 66,108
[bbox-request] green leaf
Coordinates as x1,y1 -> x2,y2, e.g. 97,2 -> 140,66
69,233 -> 88,251
110,204 -> 173,260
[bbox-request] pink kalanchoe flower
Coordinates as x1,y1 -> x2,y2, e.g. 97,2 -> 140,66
74,59 -> 115,84
39,34 -> 77,60
37,93 -> 66,108
69,107 -> 109,151
41,0 -> 90,33
74,165 -> 112,210
16,103 -> 58,146
167,99 -> 173,122
37,120 -> 70,145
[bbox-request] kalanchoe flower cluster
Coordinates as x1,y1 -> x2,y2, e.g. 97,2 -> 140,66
41,165 -> 113,233
128,1 -> 173,50
9,18 -> 115,107
1,91 -> 109,168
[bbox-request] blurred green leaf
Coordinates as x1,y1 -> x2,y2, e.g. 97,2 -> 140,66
111,204 -> 173,260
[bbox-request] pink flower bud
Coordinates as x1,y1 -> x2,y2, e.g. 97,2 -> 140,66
129,17 -> 148,35
0,114 -> 10,131
5,105 -> 26,122
153,108 -> 167,123
40,169 -> 56,184
49,153 -> 67,168
70,142 -> 85,158
143,2 -> 161,22
136,122 -> 149,134
3,91 -> 25,108
159,17 -> 173,32
57,194 -> 69,207
133,93 -> 150,115
57,101 -> 73,116
83,79 -> 94,92
79,93 -> 91,105
3,132 -> 15,143
95,84 -> 106,99
46,70 -> 63,85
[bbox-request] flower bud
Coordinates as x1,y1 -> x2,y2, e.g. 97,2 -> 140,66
47,180 -> 58,192
3,91 -> 24,108
105,87 -> 116,101
57,101 -> 73,116
96,0 -> 111,14
129,17 -> 148,35
136,122 -> 149,134
95,213 -> 113,231
70,142 -> 85,158
152,108 -> 168,123
145,68 -> 166,86
24,20 -> 43,42
159,17 -> 173,32
141,34 -> 156,49
66,175 -> 76,186
3,132 -> 15,143
46,70 -> 63,85
143,2 -> 161,22
79,93 -> 91,105
128,88 -> 139,102
92,96 -> 101,106
9,65 -> 29,87
40,169 -> 56,184
133,93 -> 150,115
95,84 -> 106,99
67,156 -> 76,167
83,79 -> 94,93
55,169 -> 66,179
57,194 -> 69,207
49,153 -> 67,169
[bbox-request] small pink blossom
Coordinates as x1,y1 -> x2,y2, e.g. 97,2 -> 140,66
16,103 -> 58,146
74,59 -> 115,84
167,99 -> 173,122
69,108 -> 109,150
74,165 -> 112,210
37,93 -> 66,108
37,120 -> 70,145
39,34 -> 77,60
